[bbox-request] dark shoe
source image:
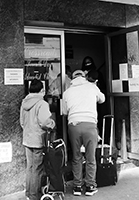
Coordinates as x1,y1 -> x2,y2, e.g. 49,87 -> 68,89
73,186 -> 82,196
85,185 -> 98,196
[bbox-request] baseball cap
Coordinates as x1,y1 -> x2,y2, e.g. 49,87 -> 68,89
72,70 -> 85,79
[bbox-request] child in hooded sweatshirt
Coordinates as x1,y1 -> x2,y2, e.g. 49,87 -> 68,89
63,70 -> 105,196
20,79 -> 55,200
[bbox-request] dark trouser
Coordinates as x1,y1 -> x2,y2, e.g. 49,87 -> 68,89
25,147 -> 44,200
68,122 -> 98,187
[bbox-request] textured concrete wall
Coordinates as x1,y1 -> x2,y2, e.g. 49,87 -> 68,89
126,5 -> 139,154
0,0 -> 25,197
24,0 -> 126,27
125,5 -> 139,27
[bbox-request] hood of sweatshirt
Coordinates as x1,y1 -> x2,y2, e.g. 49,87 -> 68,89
21,93 -> 44,111
70,77 -> 88,87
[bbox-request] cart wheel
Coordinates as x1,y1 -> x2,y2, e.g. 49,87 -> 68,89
42,185 -> 49,194
40,194 -> 54,200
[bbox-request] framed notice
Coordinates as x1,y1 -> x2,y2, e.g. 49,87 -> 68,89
0,142 -> 12,163
4,68 -> 23,85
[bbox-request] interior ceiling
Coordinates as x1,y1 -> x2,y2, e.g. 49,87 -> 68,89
99,0 -> 139,5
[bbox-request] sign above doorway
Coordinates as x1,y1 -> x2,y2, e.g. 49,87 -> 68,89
99,0 -> 139,5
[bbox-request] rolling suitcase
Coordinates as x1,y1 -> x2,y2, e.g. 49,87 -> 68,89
96,115 -> 118,187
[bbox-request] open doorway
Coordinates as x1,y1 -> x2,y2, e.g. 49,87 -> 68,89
65,32 -> 108,131
64,32 -> 109,156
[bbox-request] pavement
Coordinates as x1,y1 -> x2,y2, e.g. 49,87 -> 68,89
0,165 -> 139,200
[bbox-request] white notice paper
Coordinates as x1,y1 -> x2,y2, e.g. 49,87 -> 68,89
129,78 -> 139,92
112,80 -> 122,92
4,68 -> 23,85
132,65 -> 139,78
0,142 -> 12,163
119,63 -> 128,80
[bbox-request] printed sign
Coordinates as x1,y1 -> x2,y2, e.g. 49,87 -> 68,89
132,65 -> 139,78
119,63 -> 128,80
129,78 -> 139,92
4,68 -> 23,85
0,142 -> 12,163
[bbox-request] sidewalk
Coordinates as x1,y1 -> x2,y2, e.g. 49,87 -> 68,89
0,166 -> 139,200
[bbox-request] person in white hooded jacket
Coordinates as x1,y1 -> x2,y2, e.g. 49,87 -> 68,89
63,70 -> 105,196
20,79 -> 55,200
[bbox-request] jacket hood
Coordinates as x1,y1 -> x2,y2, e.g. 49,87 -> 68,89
70,77 -> 88,87
21,93 -> 44,111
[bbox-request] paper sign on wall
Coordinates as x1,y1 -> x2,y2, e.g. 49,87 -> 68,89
4,68 -> 23,85
129,78 -> 139,92
132,65 -> 139,78
119,63 -> 128,80
112,80 -> 123,92
0,142 -> 12,163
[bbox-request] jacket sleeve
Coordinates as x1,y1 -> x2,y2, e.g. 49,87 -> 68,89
62,92 -> 68,115
96,87 -> 105,104
20,105 -> 24,129
37,101 -> 55,130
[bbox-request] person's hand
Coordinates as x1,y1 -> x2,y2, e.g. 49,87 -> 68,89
98,135 -> 102,142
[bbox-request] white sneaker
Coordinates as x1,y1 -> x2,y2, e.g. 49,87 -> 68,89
73,186 -> 82,196
85,186 -> 98,196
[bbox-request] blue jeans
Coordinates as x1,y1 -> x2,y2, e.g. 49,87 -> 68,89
25,147 -> 44,200
68,122 -> 98,187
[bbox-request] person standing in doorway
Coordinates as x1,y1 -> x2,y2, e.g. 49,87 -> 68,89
81,56 -> 106,93
62,70 -> 105,196
82,56 -> 107,138
20,79 -> 55,200
48,65 -> 72,97
48,65 -> 72,138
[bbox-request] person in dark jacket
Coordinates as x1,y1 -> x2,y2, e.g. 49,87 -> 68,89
20,79 -> 55,200
82,56 -> 107,137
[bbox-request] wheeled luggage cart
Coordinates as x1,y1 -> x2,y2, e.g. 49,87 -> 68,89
41,130 -> 67,200
96,115 -> 118,187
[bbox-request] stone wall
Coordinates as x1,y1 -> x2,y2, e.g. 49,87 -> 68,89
126,5 -> 139,154
0,0 -> 25,196
24,0 -> 126,27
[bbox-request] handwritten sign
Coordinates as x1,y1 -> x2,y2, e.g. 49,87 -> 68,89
0,142 -> 12,163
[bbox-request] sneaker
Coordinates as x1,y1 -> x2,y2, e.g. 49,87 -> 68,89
85,185 -> 98,196
73,186 -> 82,196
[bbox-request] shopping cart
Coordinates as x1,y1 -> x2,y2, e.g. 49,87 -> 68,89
41,130 -> 67,200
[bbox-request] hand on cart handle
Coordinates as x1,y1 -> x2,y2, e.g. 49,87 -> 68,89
98,135 -> 102,142
47,127 -> 55,133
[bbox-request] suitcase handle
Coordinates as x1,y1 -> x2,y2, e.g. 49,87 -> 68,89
101,115 -> 114,164
103,115 -> 114,118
